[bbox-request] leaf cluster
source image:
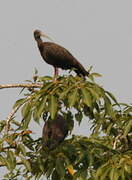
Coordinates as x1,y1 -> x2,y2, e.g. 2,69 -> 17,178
0,73 -> 131,179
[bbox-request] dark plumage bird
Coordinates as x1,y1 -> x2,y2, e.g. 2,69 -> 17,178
42,114 -> 68,150
34,30 -> 89,78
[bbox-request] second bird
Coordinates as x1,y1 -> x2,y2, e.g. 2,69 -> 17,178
34,30 -> 89,78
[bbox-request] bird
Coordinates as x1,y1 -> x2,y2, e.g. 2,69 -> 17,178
34,29 -> 89,79
42,114 -> 68,150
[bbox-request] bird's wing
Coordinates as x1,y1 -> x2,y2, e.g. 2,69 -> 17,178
43,42 -> 77,69
41,42 -> 89,76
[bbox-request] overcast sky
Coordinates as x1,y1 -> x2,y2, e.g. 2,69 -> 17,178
0,0 -> 132,179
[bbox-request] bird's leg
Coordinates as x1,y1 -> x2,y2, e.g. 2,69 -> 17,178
53,67 -> 59,81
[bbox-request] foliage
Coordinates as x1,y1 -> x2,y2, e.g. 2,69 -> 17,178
0,72 -> 132,180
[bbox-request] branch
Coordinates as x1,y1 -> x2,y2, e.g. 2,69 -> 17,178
0,83 -> 42,89
5,95 -> 32,132
5,103 -> 24,132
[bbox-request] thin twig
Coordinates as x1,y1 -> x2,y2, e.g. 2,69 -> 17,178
1,83 -> 43,132
5,95 -> 31,132
0,83 -> 42,89
5,104 -> 23,132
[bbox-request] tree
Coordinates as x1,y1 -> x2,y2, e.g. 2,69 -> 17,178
0,70 -> 132,180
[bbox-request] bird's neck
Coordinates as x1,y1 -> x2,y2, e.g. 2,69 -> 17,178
36,37 -> 43,47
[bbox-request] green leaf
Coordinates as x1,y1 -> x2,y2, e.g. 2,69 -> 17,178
49,95 -> 58,119
37,96 -> 48,117
104,96 -> 113,115
13,98 -> 26,109
21,157 -> 32,172
80,170 -> 88,179
7,150 -> 16,171
11,120 -> 21,127
81,88 -> 92,107
34,67 -> 38,75
109,168 -> 115,180
75,111 -> 83,125
100,167 -> 111,180
21,111 -> 32,129
18,144 -> 26,156
21,102 -> 31,118
33,96 -> 48,123
89,88 -> 100,100
113,169 -> 119,180
123,120 -> 132,136
60,86 -> 74,99
52,170 -> 60,180
105,91 -> 119,105
0,120 -> 6,132
56,158 -> 65,178
124,106 -> 132,113
68,89 -> 78,107
38,76 -> 53,82
40,82 -> 54,92
0,155 -> 6,164
107,124 -> 114,134
91,72 -> 102,77
88,65 -> 93,73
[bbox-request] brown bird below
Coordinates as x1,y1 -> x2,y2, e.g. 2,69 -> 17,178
34,29 -> 89,79
42,114 -> 68,150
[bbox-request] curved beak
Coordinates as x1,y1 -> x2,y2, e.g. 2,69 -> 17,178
40,32 -> 53,41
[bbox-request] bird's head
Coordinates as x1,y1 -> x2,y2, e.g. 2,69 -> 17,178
34,29 -> 53,41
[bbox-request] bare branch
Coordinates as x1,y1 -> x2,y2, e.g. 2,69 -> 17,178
0,83 -> 42,89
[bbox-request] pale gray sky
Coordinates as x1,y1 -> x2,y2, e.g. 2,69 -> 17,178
0,0 -> 132,179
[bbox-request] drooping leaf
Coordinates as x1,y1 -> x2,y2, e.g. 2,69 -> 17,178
105,91 -> 119,105
123,120 -> 132,136
89,88 -> 100,100
38,76 -> 53,82
34,67 -> 38,75
81,88 -> 92,107
33,96 -> 48,123
21,102 -> 32,118
109,168 -> 115,180
99,167 -> 111,180
91,72 -> 102,77
75,111 -> 83,125
0,155 -> 6,164
7,150 -> 16,171
104,96 -> 113,115
52,170 -> 60,180
13,98 -> 26,109
112,169 -> 119,180
18,144 -> 26,156
0,120 -> 6,132
11,120 -> 21,127
21,111 -> 32,130
124,106 -> 132,113
68,89 -> 78,107
21,157 -> 32,172
55,158 -> 65,178
60,86 -> 74,99
37,96 -> 48,116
